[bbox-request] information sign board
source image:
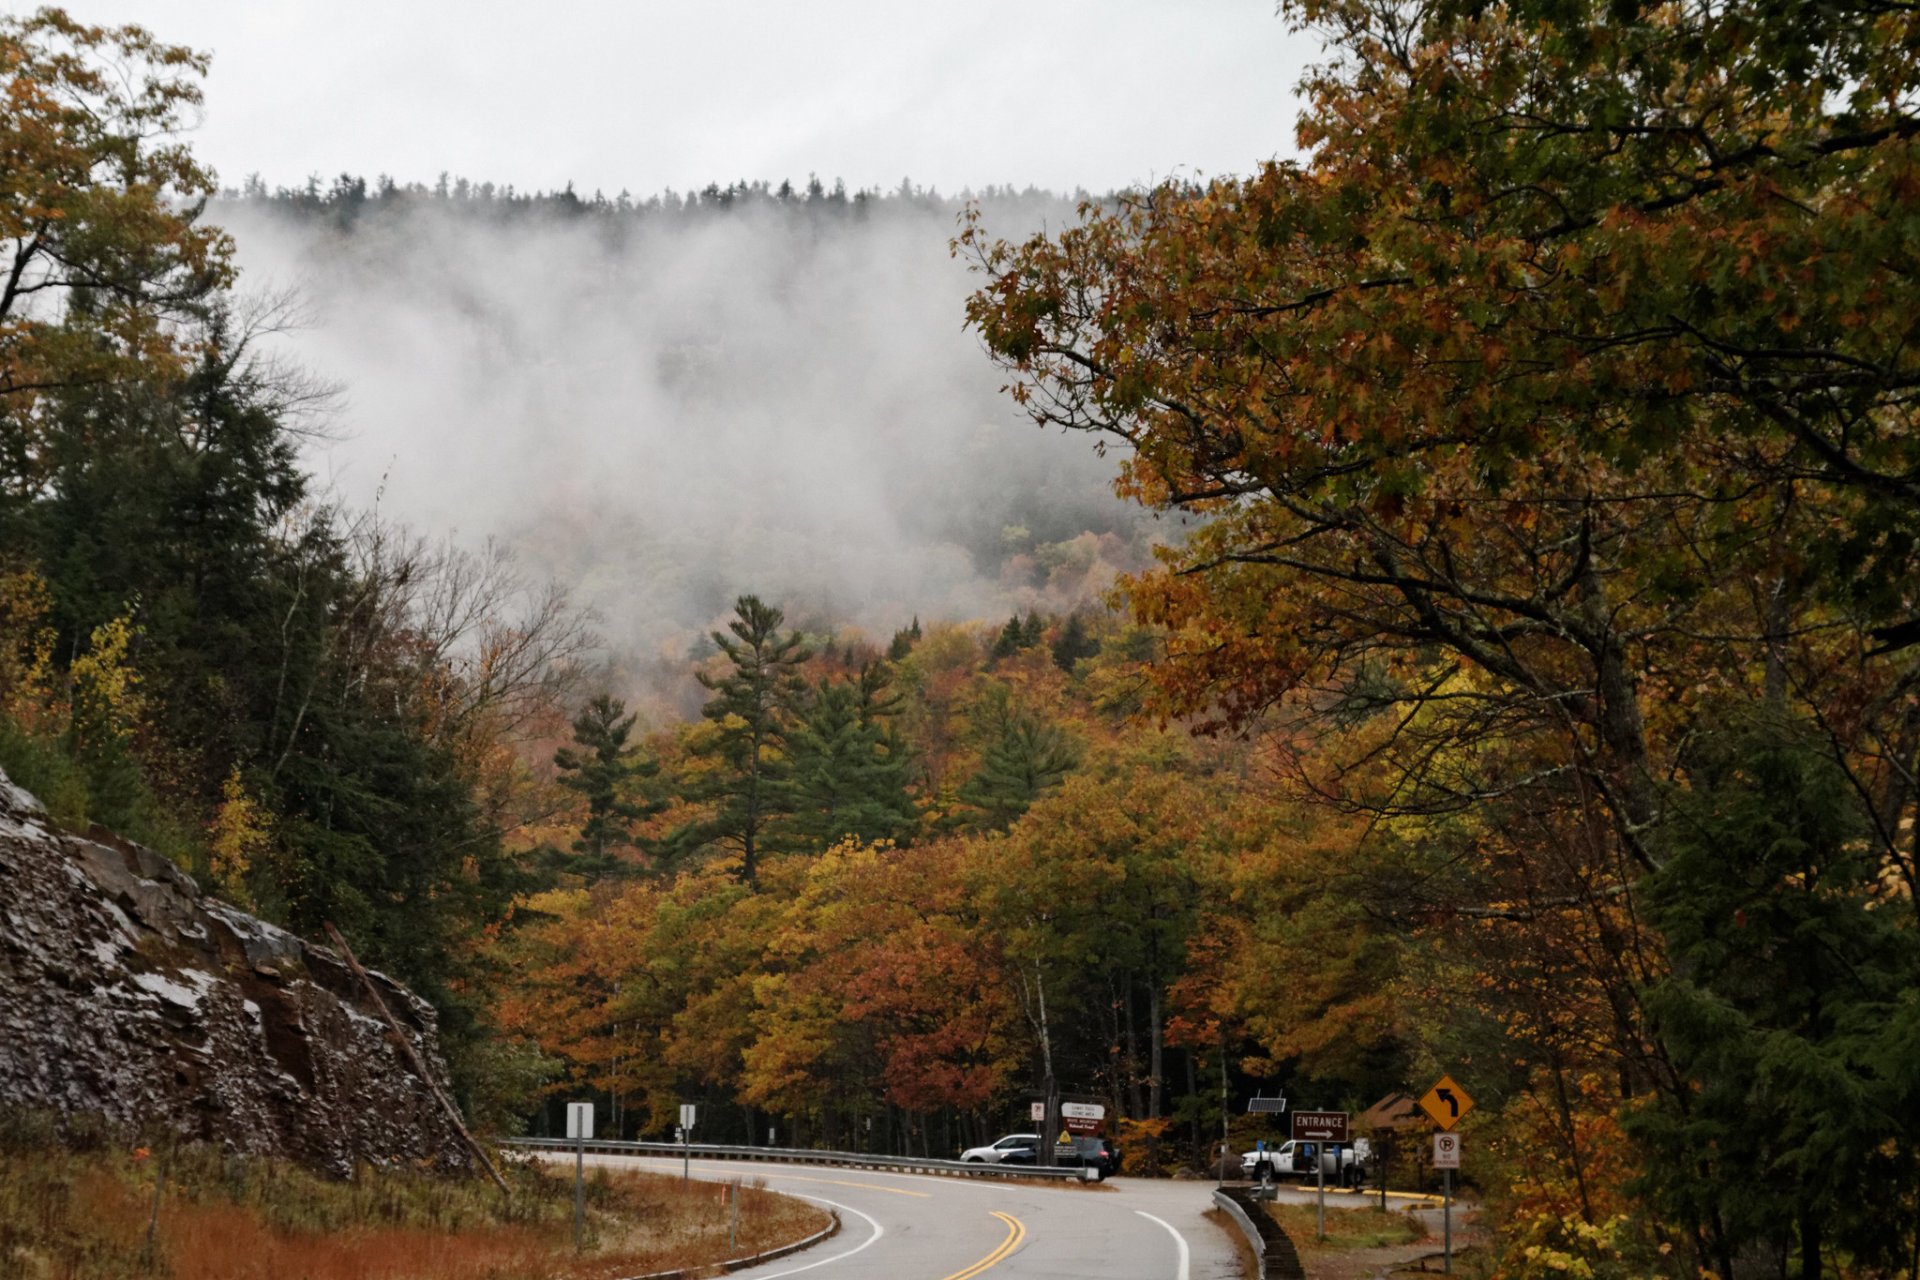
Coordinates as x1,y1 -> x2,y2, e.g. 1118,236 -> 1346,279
1291,1110 -> 1350,1143
565,1102 -> 593,1140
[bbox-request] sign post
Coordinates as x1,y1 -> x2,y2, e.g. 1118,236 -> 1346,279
1433,1131 -> 1462,1274
1420,1076 -> 1472,1276
566,1102 -> 594,1252
680,1104 -> 697,1184
1291,1111 -> 1349,1240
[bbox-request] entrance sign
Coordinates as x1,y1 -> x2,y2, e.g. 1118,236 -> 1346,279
1061,1101 -> 1105,1134
566,1102 -> 593,1140
1291,1110 -> 1350,1143
1433,1132 -> 1461,1169
1418,1075 -> 1475,1131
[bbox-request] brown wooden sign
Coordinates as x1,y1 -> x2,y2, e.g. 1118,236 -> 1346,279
1290,1110 -> 1350,1143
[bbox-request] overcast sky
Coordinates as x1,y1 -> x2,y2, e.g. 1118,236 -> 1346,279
23,0 -> 1316,195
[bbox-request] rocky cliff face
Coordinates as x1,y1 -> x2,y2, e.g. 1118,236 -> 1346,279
0,769 -> 469,1174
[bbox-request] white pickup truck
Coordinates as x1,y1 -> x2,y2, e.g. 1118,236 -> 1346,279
1241,1137 -> 1372,1185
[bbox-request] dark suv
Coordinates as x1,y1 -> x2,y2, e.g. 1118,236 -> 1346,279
1005,1135 -> 1121,1179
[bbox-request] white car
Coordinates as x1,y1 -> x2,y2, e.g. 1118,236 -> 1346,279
960,1133 -> 1039,1163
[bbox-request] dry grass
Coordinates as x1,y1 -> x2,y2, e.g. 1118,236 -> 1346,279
1266,1201 -> 1427,1254
0,1114 -> 828,1280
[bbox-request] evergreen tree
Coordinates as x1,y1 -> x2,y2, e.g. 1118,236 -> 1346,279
675,594 -> 811,884
1020,611 -> 1045,647
552,693 -> 661,878
958,683 -> 1081,830
988,615 -> 1025,663
1627,711 -> 1920,1280
887,616 -> 921,662
1050,613 -> 1099,672
779,662 -> 915,851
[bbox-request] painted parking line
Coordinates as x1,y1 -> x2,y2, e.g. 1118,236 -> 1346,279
940,1211 -> 1026,1280
1134,1210 -> 1191,1280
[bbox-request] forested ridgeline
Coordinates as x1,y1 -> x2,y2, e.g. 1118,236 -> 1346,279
218,169 -> 1077,227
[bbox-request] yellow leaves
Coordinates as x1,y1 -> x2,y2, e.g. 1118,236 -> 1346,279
0,566 -> 56,726
206,765 -> 268,903
67,613 -> 143,750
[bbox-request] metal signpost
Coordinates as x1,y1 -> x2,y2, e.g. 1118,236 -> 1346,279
566,1102 -> 593,1252
680,1104 -> 697,1183
1419,1075 -> 1473,1277
1433,1132 -> 1462,1274
1292,1111 -> 1349,1240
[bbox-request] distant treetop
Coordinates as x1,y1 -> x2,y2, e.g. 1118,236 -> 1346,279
219,170 -> 1088,228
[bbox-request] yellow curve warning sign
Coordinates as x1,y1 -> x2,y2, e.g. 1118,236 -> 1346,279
1418,1075 -> 1474,1131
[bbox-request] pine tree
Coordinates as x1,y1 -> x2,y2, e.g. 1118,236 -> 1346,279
1020,611 -> 1045,647
674,595 -> 811,884
989,615 -> 1025,663
1628,710 -> 1920,1280
779,662 -> 915,851
551,693 -> 661,879
887,616 -> 921,662
1050,613 -> 1099,672
958,683 -> 1081,830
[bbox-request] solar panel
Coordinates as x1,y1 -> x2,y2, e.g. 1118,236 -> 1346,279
1246,1097 -> 1288,1113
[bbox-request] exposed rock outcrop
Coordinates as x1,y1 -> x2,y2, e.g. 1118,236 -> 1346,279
0,769 -> 468,1174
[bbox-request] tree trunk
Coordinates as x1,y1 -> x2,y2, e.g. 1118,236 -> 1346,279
1148,980 -> 1164,1121
1800,1201 -> 1822,1280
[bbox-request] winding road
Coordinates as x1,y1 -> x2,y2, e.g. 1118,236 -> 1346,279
564,1152 -> 1247,1279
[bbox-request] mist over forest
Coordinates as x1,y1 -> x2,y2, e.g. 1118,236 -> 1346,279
211,178 -> 1157,712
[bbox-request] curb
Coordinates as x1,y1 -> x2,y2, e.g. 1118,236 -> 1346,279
613,1210 -> 842,1280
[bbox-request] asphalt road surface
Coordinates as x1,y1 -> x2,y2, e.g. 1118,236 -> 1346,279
563,1153 -> 1247,1280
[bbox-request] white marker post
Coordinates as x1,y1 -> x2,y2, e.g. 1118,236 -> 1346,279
680,1103 -> 698,1184
1433,1132 -> 1462,1275
566,1102 -> 594,1252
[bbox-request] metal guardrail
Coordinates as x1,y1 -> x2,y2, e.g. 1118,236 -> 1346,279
505,1135 -> 1091,1181
1213,1186 -> 1306,1280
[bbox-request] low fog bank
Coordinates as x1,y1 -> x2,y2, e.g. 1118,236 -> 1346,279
212,190 -> 1153,709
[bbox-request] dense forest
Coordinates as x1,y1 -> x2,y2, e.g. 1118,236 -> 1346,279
5,5 -> 1920,1280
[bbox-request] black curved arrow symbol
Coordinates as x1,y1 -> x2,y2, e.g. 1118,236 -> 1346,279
1436,1088 -> 1460,1118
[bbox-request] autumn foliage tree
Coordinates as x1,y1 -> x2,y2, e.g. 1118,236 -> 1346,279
1,9 -> 232,491
962,0 -> 1920,1271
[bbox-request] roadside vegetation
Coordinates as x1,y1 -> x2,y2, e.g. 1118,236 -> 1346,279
0,1114 -> 826,1280
1265,1203 -> 1425,1254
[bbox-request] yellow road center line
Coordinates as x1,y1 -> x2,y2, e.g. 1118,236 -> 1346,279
940,1211 -> 1025,1280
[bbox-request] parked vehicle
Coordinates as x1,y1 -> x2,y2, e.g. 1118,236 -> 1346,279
960,1133 -> 1040,1163
1003,1134 -> 1121,1179
1241,1138 -> 1371,1186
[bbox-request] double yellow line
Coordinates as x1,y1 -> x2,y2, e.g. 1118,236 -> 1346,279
939,1211 -> 1026,1280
